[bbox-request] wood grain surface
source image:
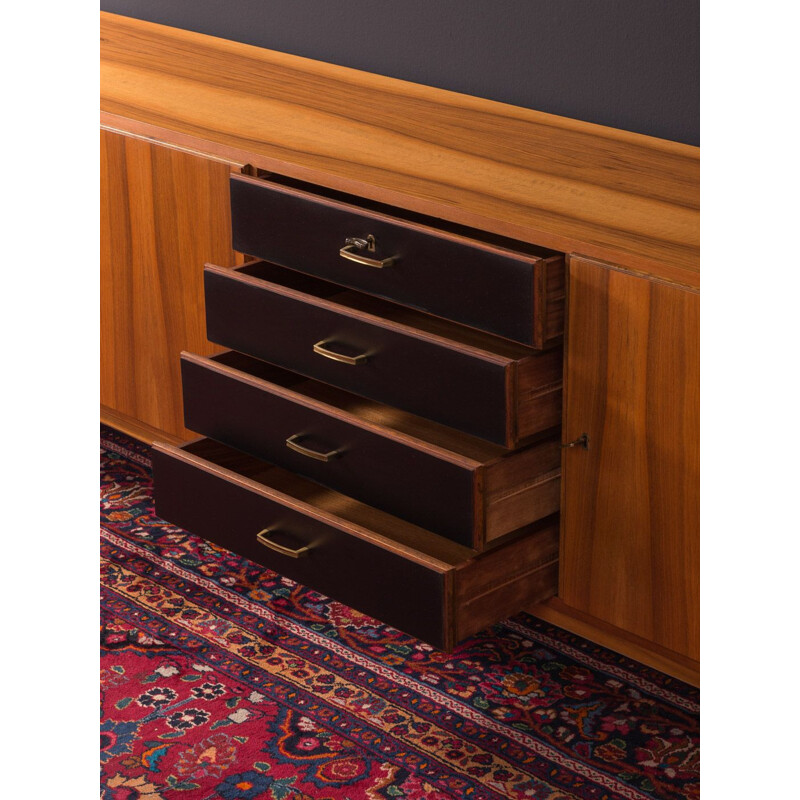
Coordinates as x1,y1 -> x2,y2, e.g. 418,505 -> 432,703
455,516 -> 560,643
100,12 -> 699,287
100,129 -> 239,438
527,598 -> 699,686
100,10 -> 701,667
560,256 -> 699,661
483,442 -> 561,542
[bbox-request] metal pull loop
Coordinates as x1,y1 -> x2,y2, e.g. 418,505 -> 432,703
256,528 -> 311,558
339,234 -> 396,268
313,339 -> 369,365
561,434 -> 589,450
285,433 -> 340,462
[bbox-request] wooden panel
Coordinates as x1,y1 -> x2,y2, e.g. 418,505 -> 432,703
534,256 -> 567,350
100,12 -> 699,286
100,130 -> 238,439
560,256 -> 699,660
181,352 -> 479,547
101,404 -> 185,448
514,352 -> 564,442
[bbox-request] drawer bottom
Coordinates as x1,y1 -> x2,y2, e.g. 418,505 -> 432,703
153,438 -> 559,649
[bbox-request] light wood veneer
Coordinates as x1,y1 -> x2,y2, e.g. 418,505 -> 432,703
560,256 -> 699,661
100,129 -> 240,439
100,11 -> 698,288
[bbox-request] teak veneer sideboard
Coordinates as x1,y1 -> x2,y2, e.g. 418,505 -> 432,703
100,12 -> 699,684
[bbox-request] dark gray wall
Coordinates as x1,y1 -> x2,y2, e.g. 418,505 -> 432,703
101,0 -> 699,146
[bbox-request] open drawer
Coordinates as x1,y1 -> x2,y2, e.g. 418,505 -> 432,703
180,350 -> 561,549
152,437 -> 559,649
204,261 -> 563,448
229,174 -> 565,348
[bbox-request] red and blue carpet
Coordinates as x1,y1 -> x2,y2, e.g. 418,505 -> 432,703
100,426 -> 699,800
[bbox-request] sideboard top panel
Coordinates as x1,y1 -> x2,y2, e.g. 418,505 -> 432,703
100,12 -> 699,287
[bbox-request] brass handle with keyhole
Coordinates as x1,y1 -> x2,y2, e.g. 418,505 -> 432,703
339,235 -> 396,268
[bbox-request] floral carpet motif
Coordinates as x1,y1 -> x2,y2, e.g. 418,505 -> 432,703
100,426 -> 699,800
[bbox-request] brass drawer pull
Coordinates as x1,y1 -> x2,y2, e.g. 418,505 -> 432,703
339,235 -> 396,269
285,433 -> 340,462
256,528 -> 311,558
313,339 -> 369,365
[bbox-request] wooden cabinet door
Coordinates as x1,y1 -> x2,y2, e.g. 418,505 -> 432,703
560,256 -> 699,661
101,130 -> 240,440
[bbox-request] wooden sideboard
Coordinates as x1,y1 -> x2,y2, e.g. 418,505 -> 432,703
100,12 -> 699,683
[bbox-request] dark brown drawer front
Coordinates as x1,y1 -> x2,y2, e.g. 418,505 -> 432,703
152,440 -> 450,647
230,175 -> 562,346
205,266 -> 515,444
181,353 -> 477,546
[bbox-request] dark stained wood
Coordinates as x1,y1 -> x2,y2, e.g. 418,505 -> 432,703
152,439 -> 453,646
157,438 -> 472,567
559,256 -> 699,661
204,261 -> 562,446
100,12 -> 699,287
100,129 -> 238,439
195,352 -> 504,461
181,351 -> 561,548
153,439 -> 559,648
182,352 -> 475,547
234,260 -> 542,359
230,174 -> 564,346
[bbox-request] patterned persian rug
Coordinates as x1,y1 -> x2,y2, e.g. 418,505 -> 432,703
100,426 -> 699,800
